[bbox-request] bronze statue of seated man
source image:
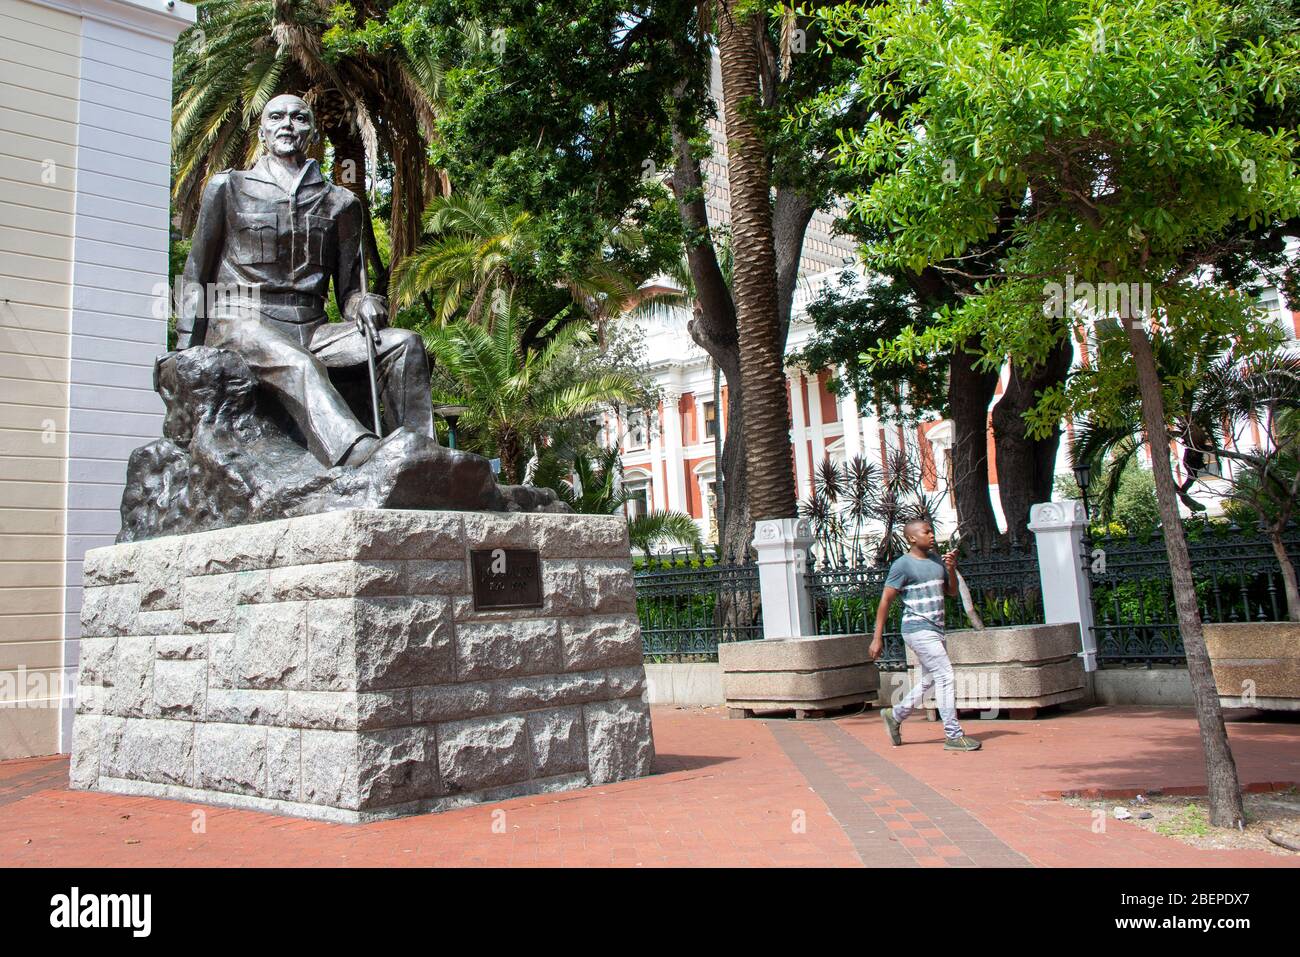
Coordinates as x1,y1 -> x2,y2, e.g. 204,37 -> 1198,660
175,93 -> 432,468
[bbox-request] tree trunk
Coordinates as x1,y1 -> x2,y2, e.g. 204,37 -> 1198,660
1267,524 -> 1300,622
326,123 -> 388,295
718,2 -> 796,522
1124,317 -> 1245,828
992,335 -> 1073,547
948,341 -> 1002,553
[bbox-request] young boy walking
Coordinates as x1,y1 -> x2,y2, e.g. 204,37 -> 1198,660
869,519 -> 982,751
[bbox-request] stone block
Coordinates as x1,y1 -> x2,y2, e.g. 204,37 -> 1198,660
437,715 -> 530,794
358,727 -> 440,808
182,574 -> 237,633
561,616 -> 644,671
527,707 -> 587,777
80,583 -> 142,638
542,560 -> 585,617
266,727 -> 301,801
407,560 -> 468,596
184,520 -> 292,575
103,718 -> 193,787
412,682 -> 495,723
78,636 -> 116,687
584,699 -> 654,784
196,723 -> 267,796
268,560 -> 405,602
138,539 -> 184,611
108,636 -> 155,717
717,633 -> 872,672
455,619 -> 561,681
722,663 -> 879,702
69,714 -> 104,789
462,512 -> 532,550
156,635 -> 206,661
307,598 -> 357,690
301,729 -> 360,809
83,543 -> 141,586
532,513 -> 630,559
1207,622 -> 1300,704
354,596 -> 454,689
154,659 -> 206,718
224,603 -> 307,689
582,561 -> 636,614
490,671 -> 611,713
205,688 -> 288,725
945,623 -> 1082,665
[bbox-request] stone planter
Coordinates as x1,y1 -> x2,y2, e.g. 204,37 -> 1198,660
1205,621 -> 1300,711
905,623 -> 1086,718
718,634 -> 878,719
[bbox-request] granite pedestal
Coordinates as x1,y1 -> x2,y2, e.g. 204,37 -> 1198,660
718,634 -> 879,718
70,509 -> 655,823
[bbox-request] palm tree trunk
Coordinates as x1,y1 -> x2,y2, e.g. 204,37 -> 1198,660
718,2 -> 796,523
1124,316 -> 1245,828
327,123 -> 388,295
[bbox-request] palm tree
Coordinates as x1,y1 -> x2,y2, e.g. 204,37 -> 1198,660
717,0 -> 798,523
391,193 -> 647,340
423,293 -> 642,483
627,512 -> 704,560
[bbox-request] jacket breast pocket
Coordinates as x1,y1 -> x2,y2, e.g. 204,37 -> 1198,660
233,212 -> 278,264
306,214 -> 336,267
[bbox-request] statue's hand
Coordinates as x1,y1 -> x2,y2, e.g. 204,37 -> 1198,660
351,293 -> 387,345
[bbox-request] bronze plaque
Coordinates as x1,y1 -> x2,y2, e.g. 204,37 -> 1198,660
470,548 -> 544,610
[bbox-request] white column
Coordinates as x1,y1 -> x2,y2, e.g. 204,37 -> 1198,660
1028,500 -> 1098,671
753,518 -> 817,639
806,372 -> 825,466
840,378 -> 863,460
661,389 -> 687,513
647,410 -> 667,511
789,372 -> 811,499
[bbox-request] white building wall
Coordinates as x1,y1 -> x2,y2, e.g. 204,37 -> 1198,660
55,0 -> 190,753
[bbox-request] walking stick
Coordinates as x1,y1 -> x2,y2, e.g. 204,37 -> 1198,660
358,252 -> 383,436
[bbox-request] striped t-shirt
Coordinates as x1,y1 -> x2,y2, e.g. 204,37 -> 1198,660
884,551 -> 948,634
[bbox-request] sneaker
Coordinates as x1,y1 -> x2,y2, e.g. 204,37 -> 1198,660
881,708 -> 902,746
943,735 -> 982,752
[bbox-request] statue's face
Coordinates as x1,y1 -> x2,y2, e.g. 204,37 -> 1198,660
259,95 -> 316,158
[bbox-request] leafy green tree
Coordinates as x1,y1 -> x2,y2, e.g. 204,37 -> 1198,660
817,0 -> 1300,827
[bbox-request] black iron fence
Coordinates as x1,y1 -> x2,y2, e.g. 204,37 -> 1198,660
633,555 -> 762,660
805,547 -> 1045,671
1089,524 -> 1300,667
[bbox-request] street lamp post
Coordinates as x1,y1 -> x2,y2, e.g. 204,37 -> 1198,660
433,404 -> 470,451
1073,458 -> 1094,571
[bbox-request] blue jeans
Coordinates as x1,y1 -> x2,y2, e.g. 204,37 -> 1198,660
892,629 -> 964,738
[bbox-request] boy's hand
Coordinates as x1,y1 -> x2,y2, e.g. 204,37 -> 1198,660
868,635 -> 884,661
943,550 -> 959,573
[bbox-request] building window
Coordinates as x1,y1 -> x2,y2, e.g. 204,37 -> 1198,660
703,401 -> 718,439
625,409 -> 648,451
625,478 -> 651,519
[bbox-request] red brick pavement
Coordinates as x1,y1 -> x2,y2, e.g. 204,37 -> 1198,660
0,705 -> 1296,868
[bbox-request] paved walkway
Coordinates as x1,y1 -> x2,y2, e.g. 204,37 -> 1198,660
1,705 -> 1297,867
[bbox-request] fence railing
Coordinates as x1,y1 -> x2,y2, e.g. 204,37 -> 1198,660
633,556 -> 762,661
805,547 -> 1045,671
1090,525 -> 1300,667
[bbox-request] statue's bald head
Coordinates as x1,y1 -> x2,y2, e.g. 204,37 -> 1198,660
259,94 -> 317,158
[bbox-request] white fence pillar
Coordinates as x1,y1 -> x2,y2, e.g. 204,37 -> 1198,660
753,518 -> 816,639
1028,500 -> 1098,671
